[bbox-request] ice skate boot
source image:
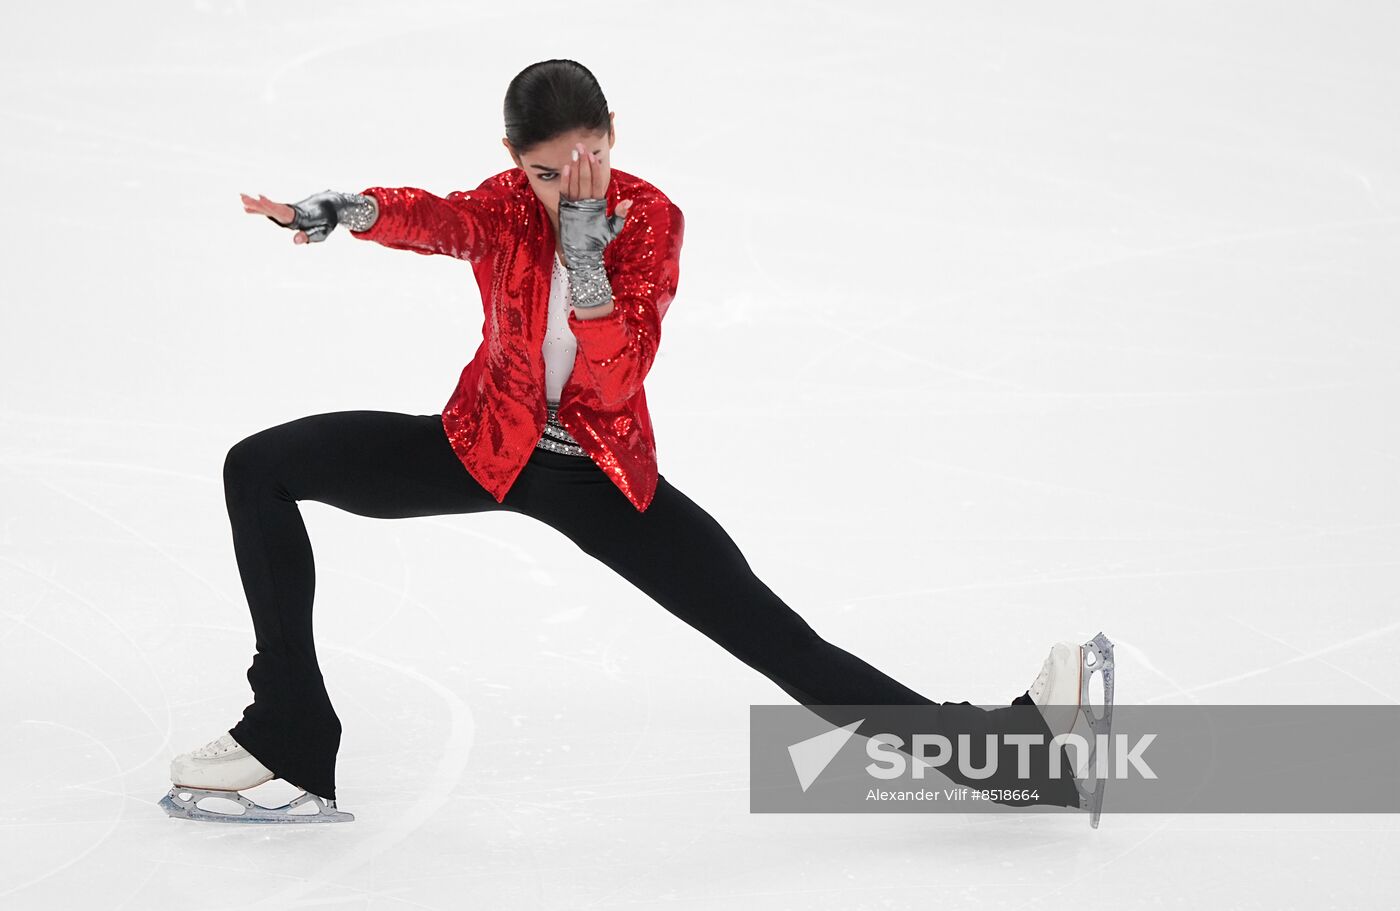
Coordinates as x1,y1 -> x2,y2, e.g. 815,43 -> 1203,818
1026,631 -> 1115,828
158,732 -> 353,824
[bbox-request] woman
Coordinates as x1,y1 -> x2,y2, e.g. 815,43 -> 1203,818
158,59 -> 1115,828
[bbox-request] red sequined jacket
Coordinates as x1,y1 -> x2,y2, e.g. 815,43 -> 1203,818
349,167 -> 684,512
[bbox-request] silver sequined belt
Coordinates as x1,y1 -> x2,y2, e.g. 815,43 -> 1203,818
534,402 -> 589,457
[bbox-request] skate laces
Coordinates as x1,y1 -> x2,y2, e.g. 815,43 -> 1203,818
1029,655 -> 1053,701
191,733 -> 244,759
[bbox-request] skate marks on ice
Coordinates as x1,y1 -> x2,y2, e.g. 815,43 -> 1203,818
789,213 -> 1400,382
0,718 -> 129,903
1137,615 -> 1400,705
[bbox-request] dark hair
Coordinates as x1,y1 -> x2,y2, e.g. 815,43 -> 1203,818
503,59 -> 611,158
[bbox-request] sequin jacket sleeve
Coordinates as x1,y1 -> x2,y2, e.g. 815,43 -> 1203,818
566,200 -> 684,408
347,185 -> 504,263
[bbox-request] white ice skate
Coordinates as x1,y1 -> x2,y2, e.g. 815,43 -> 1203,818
158,732 -> 354,824
1026,631 -> 1115,828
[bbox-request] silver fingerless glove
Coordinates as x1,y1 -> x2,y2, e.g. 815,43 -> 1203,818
267,190 -> 378,242
558,197 -> 628,310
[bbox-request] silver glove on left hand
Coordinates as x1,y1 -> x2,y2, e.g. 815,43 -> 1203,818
266,190 -> 378,243
558,197 -> 628,310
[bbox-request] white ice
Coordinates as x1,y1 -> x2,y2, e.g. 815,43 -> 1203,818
1,1 -> 1397,908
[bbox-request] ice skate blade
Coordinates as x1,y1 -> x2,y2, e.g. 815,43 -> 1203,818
1070,631 -> 1114,829
158,786 -> 354,824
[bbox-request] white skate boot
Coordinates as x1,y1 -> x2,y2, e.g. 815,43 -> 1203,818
1025,631 -> 1115,828
158,732 -> 353,824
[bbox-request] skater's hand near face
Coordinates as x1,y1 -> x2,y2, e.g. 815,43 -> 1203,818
241,193 -> 310,244
560,141 -> 611,205
559,141 -> 634,224
558,142 -> 632,270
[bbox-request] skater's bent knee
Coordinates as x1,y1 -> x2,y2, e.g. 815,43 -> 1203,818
223,432 -> 286,490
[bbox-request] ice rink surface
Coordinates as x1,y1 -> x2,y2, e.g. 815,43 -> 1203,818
2,1 -> 1397,908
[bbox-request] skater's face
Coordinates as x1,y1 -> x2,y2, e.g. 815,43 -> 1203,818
503,114 -> 616,232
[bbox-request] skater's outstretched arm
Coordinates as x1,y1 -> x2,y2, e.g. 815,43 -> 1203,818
241,190 -> 377,244
240,183 -> 506,263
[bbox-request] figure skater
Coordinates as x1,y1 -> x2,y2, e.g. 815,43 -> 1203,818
158,59 -> 1115,828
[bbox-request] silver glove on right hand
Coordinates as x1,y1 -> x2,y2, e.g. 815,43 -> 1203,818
558,196 -> 628,309
266,190 -> 378,242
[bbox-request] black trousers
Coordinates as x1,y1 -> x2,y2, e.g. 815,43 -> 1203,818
223,410 -> 1077,807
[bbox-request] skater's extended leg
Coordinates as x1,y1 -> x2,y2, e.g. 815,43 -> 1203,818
221,410 -> 498,799
516,469 -> 1079,806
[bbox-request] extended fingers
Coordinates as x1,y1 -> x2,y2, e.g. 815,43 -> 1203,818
563,142 -> 605,201
241,192 -> 302,239
240,193 -> 280,217
565,146 -> 585,200
577,143 -> 595,199
563,153 -> 576,201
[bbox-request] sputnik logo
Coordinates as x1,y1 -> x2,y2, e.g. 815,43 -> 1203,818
787,719 -> 865,792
